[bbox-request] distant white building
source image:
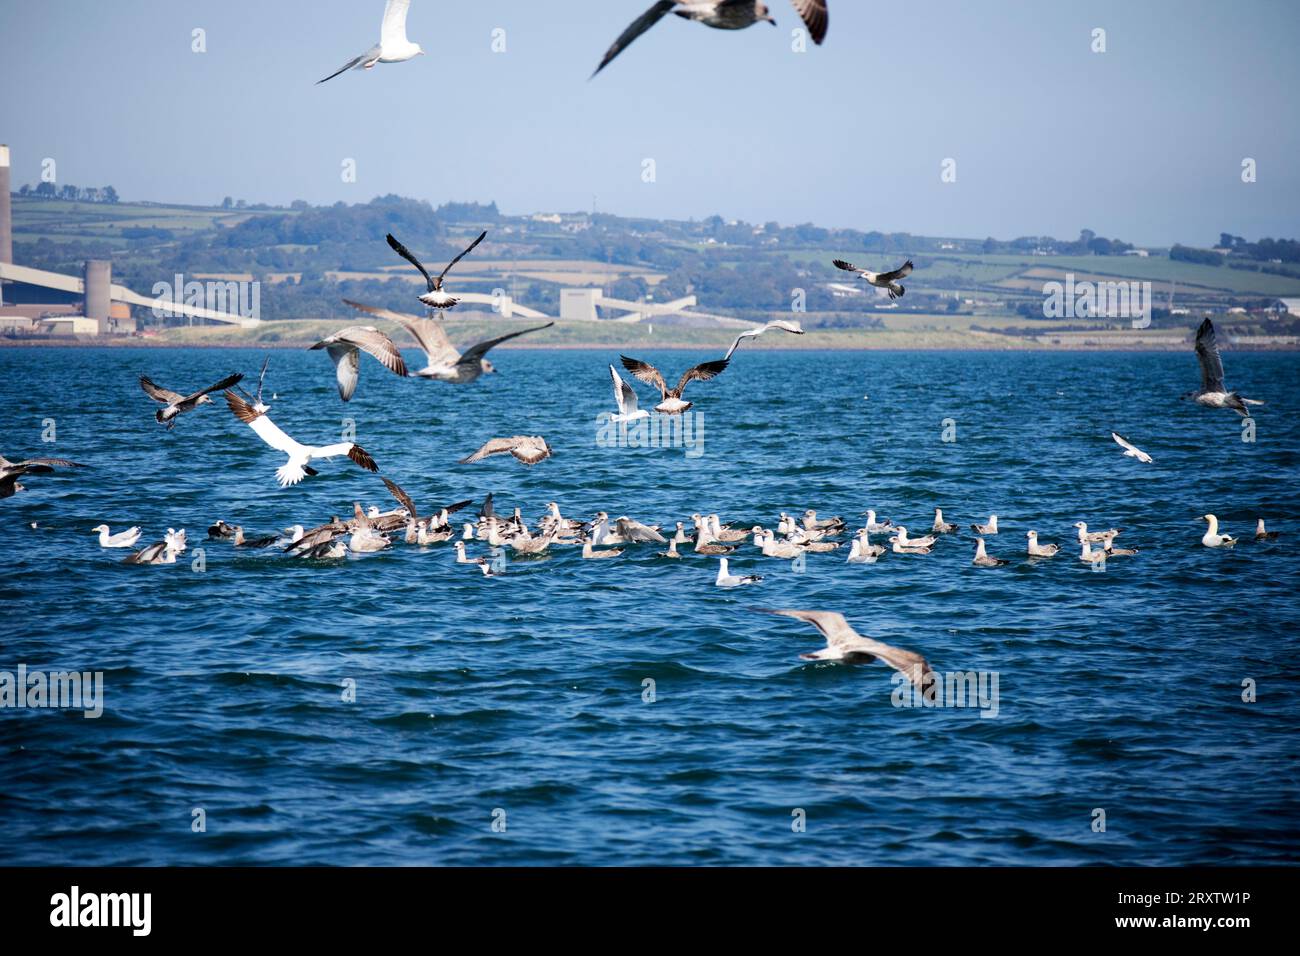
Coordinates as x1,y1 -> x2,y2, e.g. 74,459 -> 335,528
1123,249 -> 1150,257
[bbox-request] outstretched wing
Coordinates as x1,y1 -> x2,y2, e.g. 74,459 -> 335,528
675,358 -> 729,396
382,477 -> 418,519
610,364 -> 641,416
386,233 -> 436,291
789,0 -> 829,44
224,391 -> 307,457
185,372 -> 245,404
461,438 -> 519,464
761,608 -> 933,689
592,0 -> 677,77
344,299 -> 458,367
317,45 -> 380,85
139,375 -> 184,405
832,259 -> 860,273
439,231 -> 488,284
877,260 -> 914,283
620,355 -> 668,397
459,322 -> 555,367
381,0 -> 412,46
14,458 -> 84,474
1194,317 -> 1226,393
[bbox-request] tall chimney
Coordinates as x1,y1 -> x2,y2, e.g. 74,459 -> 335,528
0,145 -> 11,306
84,260 -> 111,335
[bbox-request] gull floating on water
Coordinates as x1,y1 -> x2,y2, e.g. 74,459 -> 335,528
722,319 -> 805,361
345,299 -> 553,383
224,391 -> 379,487
1074,521 -> 1118,545
833,258 -> 913,300
140,372 -> 243,429
0,454 -> 85,499
1079,540 -> 1108,568
1200,514 -> 1235,548
715,557 -> 762,588
973,538 -> 1008,567
592,1 -> 828,77
758,609 -> 933,689
846,530 -> 884,563
92,524 -> 141,548
309,326 -> 408,402
460,436 -> 552,466
620,355 -> 729,415
1026,531 -> 1059,557
1256,519 -> 1280,541
932,509 -> 958,534
1111,431 -> 1152,464
386,231 -> 486,310
582,536 -> 623,559
970,515 -> 999,535
861,510 -> 892,533
317,0 -> 424,84
1184,318 -> 1265,415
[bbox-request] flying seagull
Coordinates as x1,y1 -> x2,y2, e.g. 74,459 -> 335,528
343,300 -> 552,383
832,258 -> 913,299
309,326 -> 408,401
619,355 -> 729,414
758,609 -> 934,689
723,319 -> 805,361
224,391 -> 379,487
317,0 -> 424,84
1111,431 -> 1152,463
1185,318 -> 1265,415
0,455 -> 85,499
140,372 -> 244,428
592,1 -> 829,77
460,436 -> 553,466
386,231 -> 487,310
609,364 -> 651,423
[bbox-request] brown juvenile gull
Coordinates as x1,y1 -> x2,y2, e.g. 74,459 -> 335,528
758,609 -> 934,689
309,326 -> 408,402
317,0 -> 424,85
592,1 -> 829,77
140,372 -> 244,428
460,436 -> 553,466
0,455 -> 85,499
1184,317 -> 1265,415
973,538 -> 1008,567
833,258 -> 914,300
344,299 -> 552,383
620,355 -> 729,415
224,391 -> 379,487
1255,519 -> 1280,541
386,231 -> 487,310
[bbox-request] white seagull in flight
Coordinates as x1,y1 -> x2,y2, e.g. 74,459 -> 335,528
224,391 -> 379,487
833,258 -> 914,299
759,609 -> 934,689
317,0 -> 424,85
386,231 -> 487,310
723,319 -> 805,361
1111,432 -> 1152,463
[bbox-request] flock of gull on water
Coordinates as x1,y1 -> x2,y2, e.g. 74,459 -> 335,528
2,0 -> 1284,683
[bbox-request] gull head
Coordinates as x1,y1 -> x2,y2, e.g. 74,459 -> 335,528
197,395 -> 215,406
481,359 -> 497,374
758,4 -> 776,25
91,524 -> 108,534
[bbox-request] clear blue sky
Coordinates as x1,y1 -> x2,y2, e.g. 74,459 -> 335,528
2,0 -> 1298,246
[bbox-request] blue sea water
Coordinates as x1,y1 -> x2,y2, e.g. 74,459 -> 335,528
0,345 -> 1297,866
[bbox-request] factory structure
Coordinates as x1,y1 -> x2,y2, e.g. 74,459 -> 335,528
0,145 -> 255,337
0,143 -> 745,337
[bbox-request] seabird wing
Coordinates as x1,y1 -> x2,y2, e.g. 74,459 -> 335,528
1111,431 -> 1151,462
184,372 -> 245,404
438,231 -> 488,285
461,438 -> 516,464
344,299 -> 457,367
317,46 -> 379,85
620,355 -> 669,398
224,391 -> 308,457
325,344 -> 362,402
832,259 -> 860,273
381,0 -> 412,46
1194,317 -> 1226,393
762,608 -> 933,688
139,376 -> 185,405
511,439 -> 552,465
311,442 -> 379,472
789,0 -> 829,44
382,477 -> 418,520
610,364 -> 640,416
675,358 -> 729,396
592,0 -> 677,77
386,233 -> 436,291
723,329 -> 760,362
337,326 -> 409,379
458,322 -> 555,367
876,260 -> 914,283
15,458 -> 84,472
